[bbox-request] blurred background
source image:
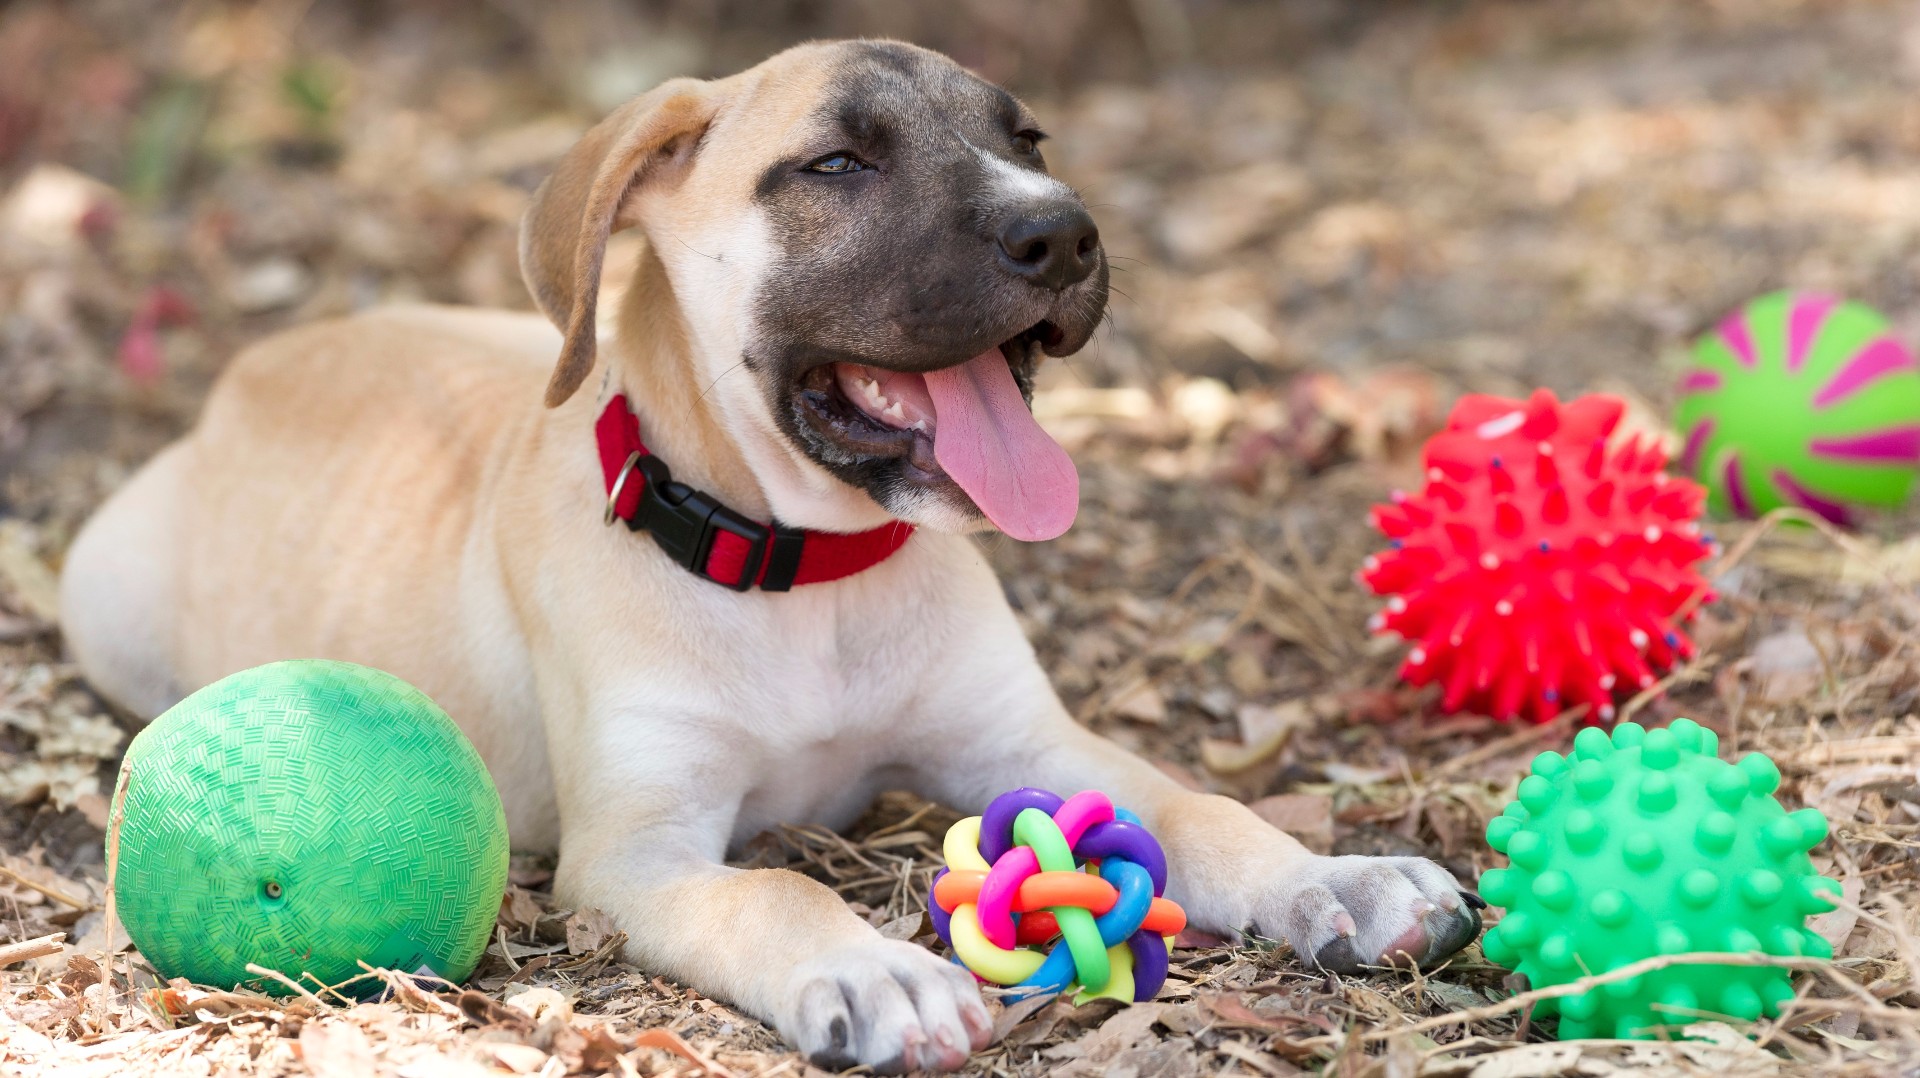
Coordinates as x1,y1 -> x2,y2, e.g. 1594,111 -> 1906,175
11,0 -> 1920,531
5,0 -> 1920,940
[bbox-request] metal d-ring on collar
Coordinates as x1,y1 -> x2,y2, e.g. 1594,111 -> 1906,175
604,451 -> 645,527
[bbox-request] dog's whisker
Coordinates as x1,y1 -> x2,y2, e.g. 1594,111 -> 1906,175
696,358 -> 749,405
674,236 -> 726,263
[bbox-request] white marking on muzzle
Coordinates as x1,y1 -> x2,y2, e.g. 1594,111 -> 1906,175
969,142 -> 1074,204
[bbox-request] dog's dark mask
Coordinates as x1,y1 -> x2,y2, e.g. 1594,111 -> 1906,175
747,42 -> 1109,540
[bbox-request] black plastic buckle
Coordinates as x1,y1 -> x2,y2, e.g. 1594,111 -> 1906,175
624,456 -> 770,591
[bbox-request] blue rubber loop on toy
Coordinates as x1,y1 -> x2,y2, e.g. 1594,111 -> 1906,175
1006,859 -> 1157,999
1075,820 -> 1169,896
979,788 -> 1065,864
1093,859 -> 1154,942
1008,940 -> 1076,998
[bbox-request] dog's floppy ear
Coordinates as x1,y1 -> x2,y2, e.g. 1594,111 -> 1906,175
520,79 -> 717,407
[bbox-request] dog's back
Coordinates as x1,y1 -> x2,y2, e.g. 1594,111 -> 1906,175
60,304 -> 556,730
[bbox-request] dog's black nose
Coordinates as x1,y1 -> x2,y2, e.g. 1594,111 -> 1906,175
997,205 -> 1100,291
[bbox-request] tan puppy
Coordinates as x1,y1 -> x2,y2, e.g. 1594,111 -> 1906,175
61,41 -> 1478,1073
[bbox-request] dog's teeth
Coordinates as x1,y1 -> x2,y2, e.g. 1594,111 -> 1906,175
884,401 -> 907,422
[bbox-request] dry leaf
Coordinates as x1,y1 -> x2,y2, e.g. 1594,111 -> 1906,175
1199,992 -> 1315,1032
0,757 -> 99,809
1248,793 -> 1334,854
1810,873 -> 1866,951
497,887 -> 542,937
300,1021 -> 378,1078
456,990 -> 534,1032
877,912 -> 926,941
563,907 -> 618,955
1111,682 -> 1168,724
0,522 -> 59,623
1044,1002 -> 1172,1071
501,985 -> 571,1024
474,1042 -> 547,1074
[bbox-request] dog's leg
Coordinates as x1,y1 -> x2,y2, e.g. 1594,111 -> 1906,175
912,664 -> 1481,973
545,706 -> 990,1074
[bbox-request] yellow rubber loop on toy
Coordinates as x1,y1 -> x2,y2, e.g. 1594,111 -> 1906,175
947,903 -> 1046,986
1012,807 -> 1109,991
1074,942 -> 1135,1004
943,817 -> 991,873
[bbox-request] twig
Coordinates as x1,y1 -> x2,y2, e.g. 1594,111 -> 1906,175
630,1028 -> 739,1078
358,961 -> 466,1017
244,962 -> 330,1008
1305,951 -> 1833,1044
0,932 -> 66,966
1728,508 -> 1920,622
1429,709 -> 1582,778
496,923 -> 521,972
0,864 -> 95,910
101,755 -> 134,1000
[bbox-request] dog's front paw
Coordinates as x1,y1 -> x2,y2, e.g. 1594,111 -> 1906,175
780,938 -> 992,1074
1256,855 -> 1483,974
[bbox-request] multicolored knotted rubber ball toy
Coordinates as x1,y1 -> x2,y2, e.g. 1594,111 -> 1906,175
930,788 -> 1186,1003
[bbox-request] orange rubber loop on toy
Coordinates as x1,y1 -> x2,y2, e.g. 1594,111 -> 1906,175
934,870 -> 1186,936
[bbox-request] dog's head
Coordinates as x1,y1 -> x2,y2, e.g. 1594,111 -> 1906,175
519,40 -> 1107,540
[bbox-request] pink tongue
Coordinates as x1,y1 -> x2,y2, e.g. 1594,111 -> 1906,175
921,350 -> 1079,541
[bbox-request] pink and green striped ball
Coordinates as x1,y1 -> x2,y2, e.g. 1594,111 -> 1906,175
1675,291 -> 1920,525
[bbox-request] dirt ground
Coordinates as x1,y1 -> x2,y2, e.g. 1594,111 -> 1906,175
5,1 -> 1920,1074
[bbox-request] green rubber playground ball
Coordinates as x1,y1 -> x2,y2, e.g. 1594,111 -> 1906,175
110,660 -> 508,995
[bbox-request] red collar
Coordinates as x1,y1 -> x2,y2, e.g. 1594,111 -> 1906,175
595,394 -> 914,591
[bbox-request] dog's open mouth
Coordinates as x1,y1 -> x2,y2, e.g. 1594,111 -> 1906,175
795,322 -> 1079,540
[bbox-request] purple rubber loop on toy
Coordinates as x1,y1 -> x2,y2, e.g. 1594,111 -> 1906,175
1051,790 -> 1115,848
977,845 -> 1039,950
1127,931 -> 1170,1001
979,788 -> 1064,864
1074,820 -> 1168,896
929,867 -> 953,944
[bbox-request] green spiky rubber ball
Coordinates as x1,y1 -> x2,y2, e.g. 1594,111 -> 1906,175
110,660 -> 509,994
1479,719 -> 1838,1040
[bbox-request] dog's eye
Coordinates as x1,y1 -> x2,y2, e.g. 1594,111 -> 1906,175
1011,130 -> 1045,156
805,153 -> 868,174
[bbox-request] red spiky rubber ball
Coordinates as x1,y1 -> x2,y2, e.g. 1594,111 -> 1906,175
1361,390 -> 1714,723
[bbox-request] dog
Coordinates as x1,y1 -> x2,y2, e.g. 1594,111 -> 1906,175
60,40 -> 1480,1072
